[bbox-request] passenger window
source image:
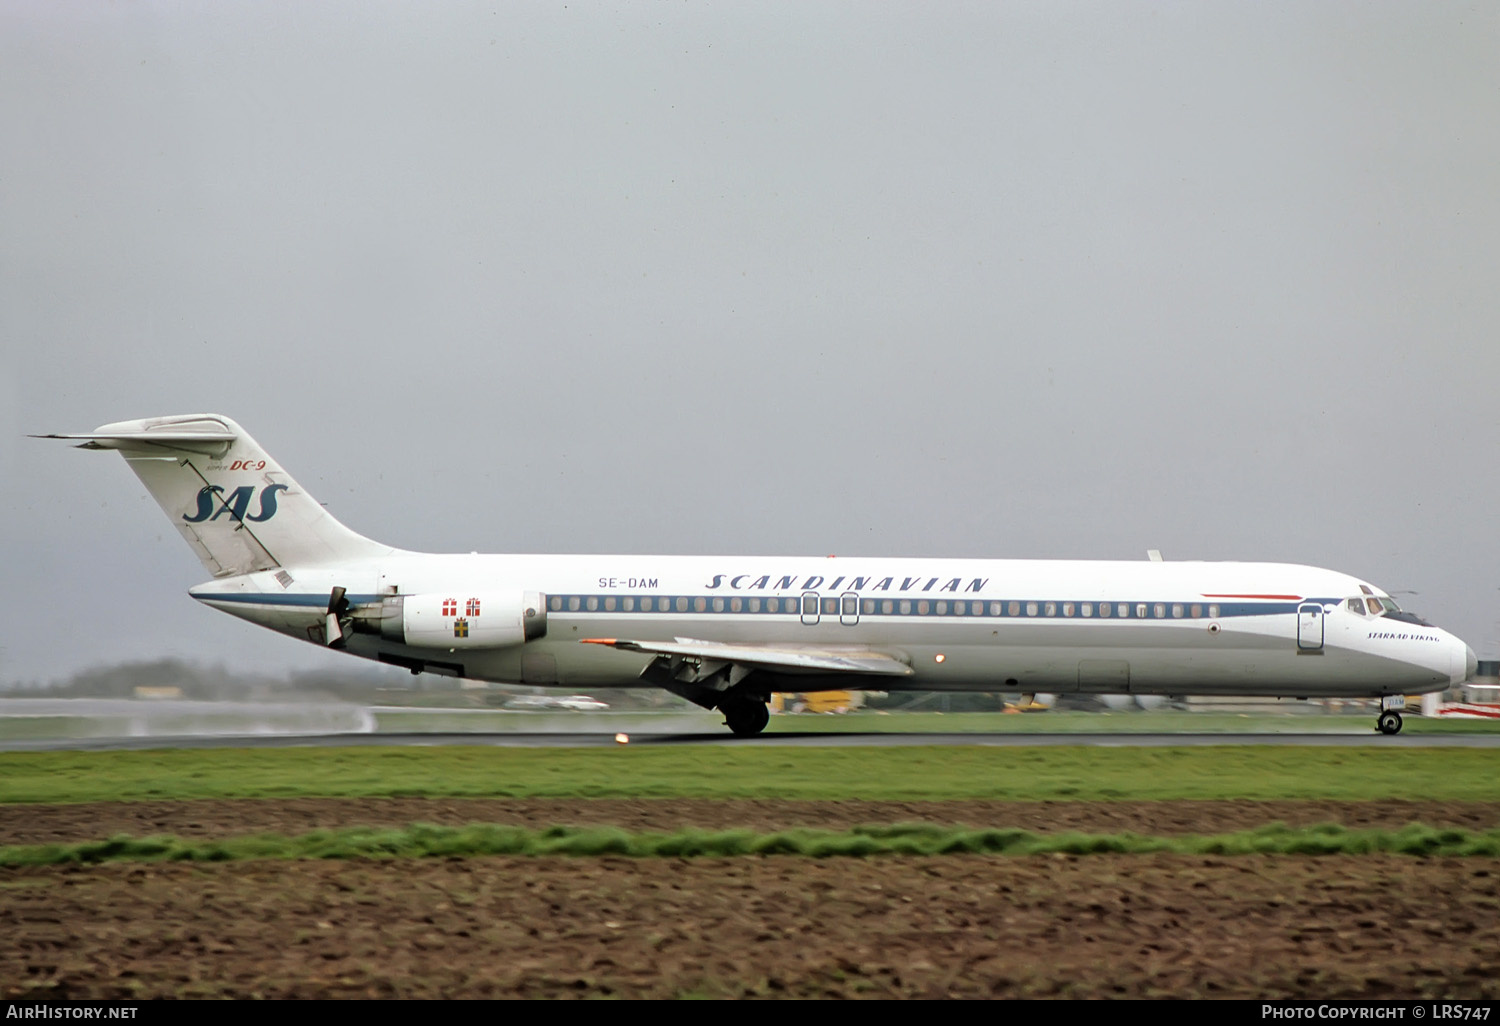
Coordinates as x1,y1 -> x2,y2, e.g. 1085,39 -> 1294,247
1120,603 -> 1131,618
1062,603 -> 1074,617
767,598 -> 780,613
676,597 -> 688,613
882,599 -> 894,614
1009,601 -> 1021,616
1027,602 -> 1038,616
568,596 -> 581,612
1207,604 -> 1219,618
730,597 -> 742,612
862,599 -> 875,615
622,597 -> 635,612
748,597 -> 761,613
693,597 -> 706,612
604,596 -> 617,611
1136,604 -> 1147,618
934,600 -> 947,615
990,602 -> 1002,616
1190,604 -> 1201,618
1045,602 -> 1057,616
1081,603 -> 1093,617
900,600 -> 912,614
822,597 -> 837,614
1154,603 -> 1166,618
1171,603 -> 1183,618
918,600 -> 930,615
712,597 -> 724,612
549,596 -> 562,612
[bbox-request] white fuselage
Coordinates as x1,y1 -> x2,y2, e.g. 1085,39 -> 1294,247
190,552 -> 1474,698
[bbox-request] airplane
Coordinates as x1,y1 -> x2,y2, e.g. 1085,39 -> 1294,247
37,413 -> 1477,737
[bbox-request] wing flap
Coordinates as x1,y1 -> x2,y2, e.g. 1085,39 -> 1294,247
582,637 -> 913,677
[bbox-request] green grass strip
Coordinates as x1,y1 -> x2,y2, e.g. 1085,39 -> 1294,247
2,745 -> 1498,804
4,821 -> 1500,867
761,710 -> 1500,735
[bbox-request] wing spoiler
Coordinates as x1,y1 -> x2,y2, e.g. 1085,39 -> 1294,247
582,637 -> 914,677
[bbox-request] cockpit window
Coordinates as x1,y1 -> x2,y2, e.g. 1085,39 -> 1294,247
1368,595 -> 1436,626
1346,598 -> 1367,615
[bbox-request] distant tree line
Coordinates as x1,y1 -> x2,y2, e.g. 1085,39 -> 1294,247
1,658 -> 418,703
0,658 -> 689,710
4,660 -> 1085,713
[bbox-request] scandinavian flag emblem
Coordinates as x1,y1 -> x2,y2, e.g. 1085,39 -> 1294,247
442,598 -> 457,617
466,597 -> 481,617
453,618 -> 470,638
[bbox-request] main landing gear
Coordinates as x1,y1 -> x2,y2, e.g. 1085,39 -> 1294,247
719,694 -> 770,737
1376,709 -> 1403,735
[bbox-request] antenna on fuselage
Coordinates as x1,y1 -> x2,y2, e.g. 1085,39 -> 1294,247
1146,549 -> 1163,562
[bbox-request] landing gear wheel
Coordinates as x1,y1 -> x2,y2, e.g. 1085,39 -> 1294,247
1376,710 -> 1403,735
721,697 -> 770,737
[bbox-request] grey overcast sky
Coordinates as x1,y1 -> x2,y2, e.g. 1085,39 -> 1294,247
2,1 -> 1498,684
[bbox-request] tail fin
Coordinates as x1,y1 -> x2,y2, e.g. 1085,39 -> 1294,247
36,414 -> 394,577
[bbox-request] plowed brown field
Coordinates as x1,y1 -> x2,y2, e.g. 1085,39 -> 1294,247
4,799 -> 1499,999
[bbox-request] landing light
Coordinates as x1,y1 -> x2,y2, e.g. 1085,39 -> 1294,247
934,653 -> 946,663
615,733 -> 629,745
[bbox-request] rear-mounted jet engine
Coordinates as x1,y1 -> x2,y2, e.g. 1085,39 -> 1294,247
351,591 -> 548,649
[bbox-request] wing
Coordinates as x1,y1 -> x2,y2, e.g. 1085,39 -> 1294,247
581,637 -> 914,677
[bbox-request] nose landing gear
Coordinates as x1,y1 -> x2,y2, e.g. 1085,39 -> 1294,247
1376,709 -> 1404,735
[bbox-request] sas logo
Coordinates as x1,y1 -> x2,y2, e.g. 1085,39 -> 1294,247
183,484 -> 290,524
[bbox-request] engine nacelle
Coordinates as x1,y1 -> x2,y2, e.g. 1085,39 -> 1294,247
363,591 -> 547,649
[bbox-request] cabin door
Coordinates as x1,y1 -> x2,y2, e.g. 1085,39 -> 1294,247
1297,603 -> 1325,651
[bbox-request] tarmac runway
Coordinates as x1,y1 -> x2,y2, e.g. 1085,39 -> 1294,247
4,730 -> 1500,751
